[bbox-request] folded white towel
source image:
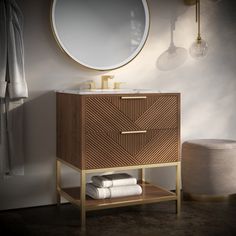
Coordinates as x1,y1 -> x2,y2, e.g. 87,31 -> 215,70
92,175 -> 112,188
92,173 -> 137,188
86,183 -> 142,200
86,183 -> 110,199
109,184 -> 142,198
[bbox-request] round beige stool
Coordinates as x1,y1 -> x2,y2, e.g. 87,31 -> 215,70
182,139 -> 236,201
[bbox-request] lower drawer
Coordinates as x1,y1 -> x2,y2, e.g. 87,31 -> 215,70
85,129 -> 179,169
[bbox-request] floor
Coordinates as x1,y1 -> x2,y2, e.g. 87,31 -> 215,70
0,200 -> 236,236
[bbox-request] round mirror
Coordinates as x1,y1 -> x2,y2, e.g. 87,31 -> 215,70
51,0 -> 150,71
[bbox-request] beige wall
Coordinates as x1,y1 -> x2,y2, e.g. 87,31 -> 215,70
0,0 -> 236,210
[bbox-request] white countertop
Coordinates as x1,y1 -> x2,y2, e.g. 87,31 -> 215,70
56,89 -> 177,95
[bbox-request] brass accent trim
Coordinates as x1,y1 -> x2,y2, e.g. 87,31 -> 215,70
140,168 -> 145,182
121,130 -> 147,134
121,96 -> 147,99
183,192 -> 236,202
59,189 -> 81,207
80,170 -> 86,228
57,158 -> 180,173
84,162 -> 179,173
86,195 -> 177,211
56,160 -> 61,205
176,162 -> 181,215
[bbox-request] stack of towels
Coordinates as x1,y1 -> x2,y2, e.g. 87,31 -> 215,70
86,173 -> 142,199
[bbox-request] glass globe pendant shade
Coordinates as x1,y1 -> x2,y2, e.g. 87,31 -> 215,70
189,0 -> 208,59
189,37 -> 208,59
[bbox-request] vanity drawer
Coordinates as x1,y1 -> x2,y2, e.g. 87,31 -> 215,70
85,128 -> 179,169
85,94 -> 179,133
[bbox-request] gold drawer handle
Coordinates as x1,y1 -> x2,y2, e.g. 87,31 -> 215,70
121,130 -> 147,134
121,96 -> 147,99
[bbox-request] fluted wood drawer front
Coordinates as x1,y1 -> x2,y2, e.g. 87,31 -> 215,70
85,129 -> 179,169
85,94 -> 179,133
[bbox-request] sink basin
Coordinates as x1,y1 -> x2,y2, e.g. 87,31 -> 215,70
56,88 -> 162,95
81,88 -> 135,93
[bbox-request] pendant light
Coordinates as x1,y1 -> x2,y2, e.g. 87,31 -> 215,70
189,0 -> 208,59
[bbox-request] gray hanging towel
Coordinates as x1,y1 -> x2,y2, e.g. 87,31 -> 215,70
7,0 -> 28,99
0,0 -> 28,176
0,0 -> 7,98
0,0 -> 28,98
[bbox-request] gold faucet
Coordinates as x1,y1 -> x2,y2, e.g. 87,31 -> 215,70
101,75 -> 114,89
86,81 -> 96,90
114,82 -> 125,89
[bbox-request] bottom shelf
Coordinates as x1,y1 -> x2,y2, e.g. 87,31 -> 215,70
59,182 -> 177,211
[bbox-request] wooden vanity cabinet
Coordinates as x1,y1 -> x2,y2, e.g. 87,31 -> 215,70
56,92 -> 181,228
57,93 -> 180,169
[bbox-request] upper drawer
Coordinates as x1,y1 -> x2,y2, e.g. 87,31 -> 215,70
85,94 -> 180,133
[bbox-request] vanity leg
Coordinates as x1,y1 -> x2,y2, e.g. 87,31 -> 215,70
176,162 -> 181,215
141,168 -> 145,183
80,170 -> 86,229
56,160 -> 61,206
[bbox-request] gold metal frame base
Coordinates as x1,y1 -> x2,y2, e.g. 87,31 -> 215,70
56,159 -> 181,228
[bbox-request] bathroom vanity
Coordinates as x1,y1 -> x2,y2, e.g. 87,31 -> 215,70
56,89 -> 181,228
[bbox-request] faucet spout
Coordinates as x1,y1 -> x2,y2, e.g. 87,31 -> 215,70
101,75 -> 114,89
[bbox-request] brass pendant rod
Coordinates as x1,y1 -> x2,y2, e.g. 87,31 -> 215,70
196,0 -> 198,22
197,0 -> 201,41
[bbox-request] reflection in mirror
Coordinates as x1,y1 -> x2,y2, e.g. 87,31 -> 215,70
51,0 -> 150,70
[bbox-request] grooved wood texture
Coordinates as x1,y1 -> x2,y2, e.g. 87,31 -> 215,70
56,93 -> 84,169
57,93 -> 180,170
85,95 -> 178,132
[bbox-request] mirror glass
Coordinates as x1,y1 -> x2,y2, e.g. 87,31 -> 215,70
51,0 -> 150,70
